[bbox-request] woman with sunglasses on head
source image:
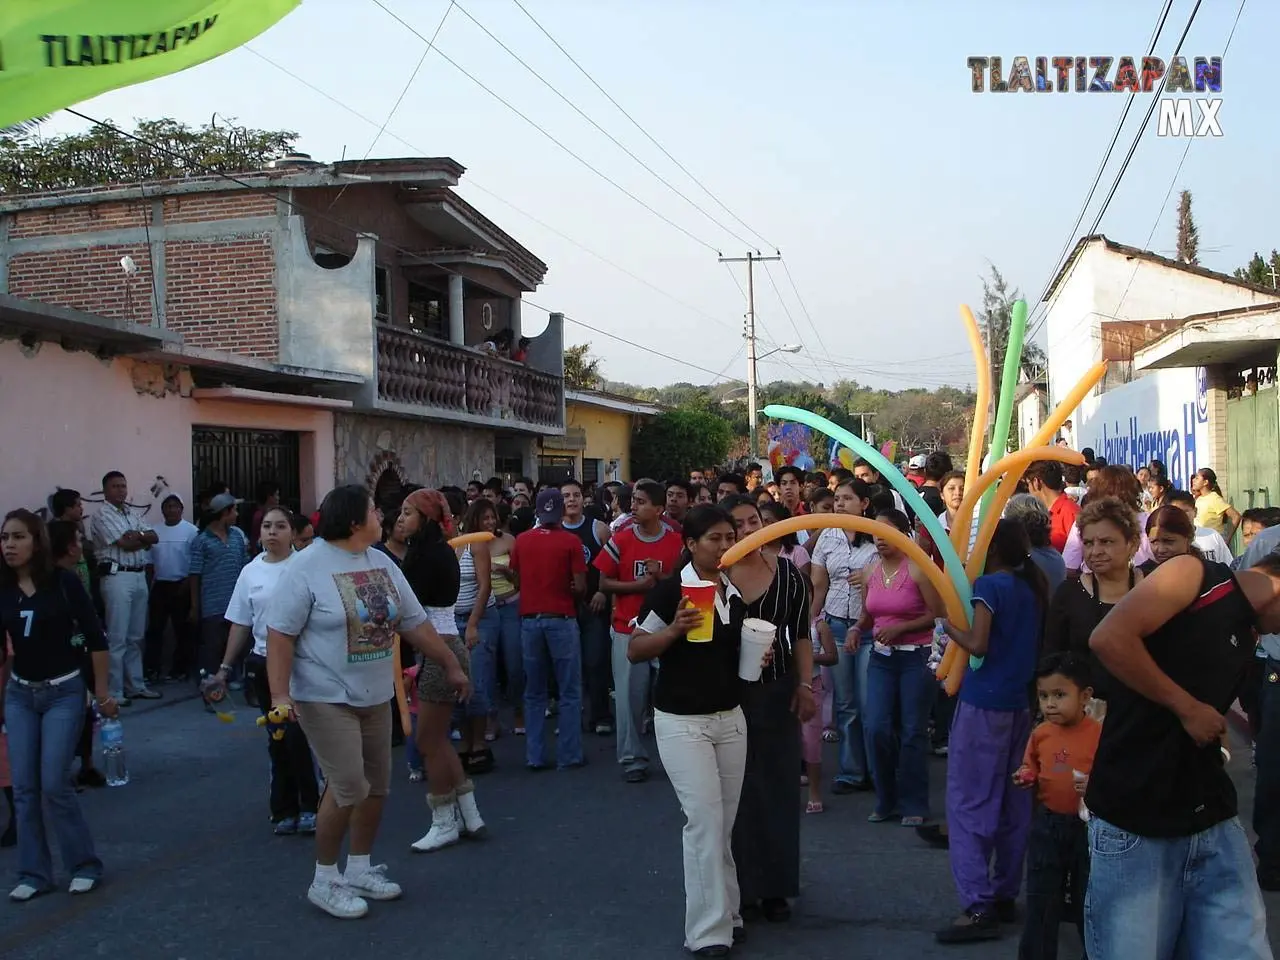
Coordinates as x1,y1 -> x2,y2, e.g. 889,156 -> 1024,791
0,509 -> 113,902
722,495 -> 814,925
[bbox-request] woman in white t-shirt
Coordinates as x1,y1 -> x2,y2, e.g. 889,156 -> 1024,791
221,506 -> 319,837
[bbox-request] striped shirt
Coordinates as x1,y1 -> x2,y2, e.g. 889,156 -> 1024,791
189,525 -> 249,617
455,546 -> 495,615
743,556 -> 810,683
810,528 -> 878,621
89,503 -> 154,567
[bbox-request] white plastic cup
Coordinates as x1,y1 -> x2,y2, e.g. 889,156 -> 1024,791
1073,769 -> 1090,822
739,618 -> 776,681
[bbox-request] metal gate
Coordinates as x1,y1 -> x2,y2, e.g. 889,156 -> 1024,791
191,427 -> 302,524
1226,386 -> 1279,547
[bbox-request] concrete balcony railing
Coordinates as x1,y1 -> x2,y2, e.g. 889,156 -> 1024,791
376,326 -> 564,432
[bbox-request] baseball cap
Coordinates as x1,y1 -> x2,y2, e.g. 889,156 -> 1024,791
535,488 -> 565,524
908,454 -> 927,469
208,492 -> 241,513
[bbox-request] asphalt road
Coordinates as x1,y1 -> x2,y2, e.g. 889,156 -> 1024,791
0,691 -> 1277,960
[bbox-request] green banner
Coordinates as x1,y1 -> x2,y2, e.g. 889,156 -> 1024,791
0,0 -> 300,131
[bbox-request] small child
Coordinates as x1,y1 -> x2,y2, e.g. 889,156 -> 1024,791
1014,652 -> 1101,960
801,622 -> 839,813
404,664 -> 424,782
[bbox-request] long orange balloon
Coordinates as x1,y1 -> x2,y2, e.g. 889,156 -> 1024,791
954,304 -> 992,559
719,515 -> 969,627
392,635 -> 411,737
942,360 -> 1109,695
449,531 -> 495,549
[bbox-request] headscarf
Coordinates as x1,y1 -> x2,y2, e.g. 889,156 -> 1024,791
404,488 -> 456,540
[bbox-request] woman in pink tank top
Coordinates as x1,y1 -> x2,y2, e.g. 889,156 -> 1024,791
857,509 -> 944,827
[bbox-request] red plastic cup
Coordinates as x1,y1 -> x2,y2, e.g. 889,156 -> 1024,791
679,580 -> 716,642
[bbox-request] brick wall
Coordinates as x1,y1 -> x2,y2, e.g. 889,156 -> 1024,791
8,244 -> 155,322
3,190 -> 279,359
165,236 -> 276,357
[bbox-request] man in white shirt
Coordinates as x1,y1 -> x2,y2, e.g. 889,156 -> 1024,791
146,494 -> 199,682
90,470 -> 160,703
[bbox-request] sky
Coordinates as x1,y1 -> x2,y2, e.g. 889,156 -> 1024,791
38,0 -> 1272,391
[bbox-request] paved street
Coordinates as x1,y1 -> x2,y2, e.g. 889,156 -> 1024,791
1,692 -> 1277,960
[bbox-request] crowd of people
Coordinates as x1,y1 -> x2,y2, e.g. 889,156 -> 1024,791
1,449 -> 1279,958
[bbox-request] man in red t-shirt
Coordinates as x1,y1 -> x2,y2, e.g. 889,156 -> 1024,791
594,480 -> 683,783
511,489 -> 588,770
1025,460 -> 1080,554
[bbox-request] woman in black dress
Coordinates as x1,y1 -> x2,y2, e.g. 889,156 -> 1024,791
721,495 -> 815,923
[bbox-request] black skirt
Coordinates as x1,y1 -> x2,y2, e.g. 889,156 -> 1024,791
732,676 -> 801,902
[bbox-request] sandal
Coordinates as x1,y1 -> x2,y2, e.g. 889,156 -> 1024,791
821,729 -> 840,743
867,811 -> 896,823
901,816 -> 926,828
806,800 -> 824,814
467,749 -> 496,775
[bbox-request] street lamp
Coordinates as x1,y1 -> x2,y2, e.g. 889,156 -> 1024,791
748,343 -> 802,459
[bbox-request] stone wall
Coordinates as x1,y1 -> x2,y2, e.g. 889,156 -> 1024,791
334,412 -> 495,491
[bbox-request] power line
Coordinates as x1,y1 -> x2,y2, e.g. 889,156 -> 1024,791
1112,0 -> 1247,318
778,259 -> 835,373
1024,0 -> 1176,342
368,0 -> 722,254
1028,0 -> 1206,346
450,0 -> 755,250
509,0 -> 775,251
240,42 -> 740,336
328,0 -> 455,210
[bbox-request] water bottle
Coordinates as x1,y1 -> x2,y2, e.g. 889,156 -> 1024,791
100,715 -> 128,787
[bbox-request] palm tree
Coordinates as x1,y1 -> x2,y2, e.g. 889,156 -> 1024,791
1,116 -> 47,138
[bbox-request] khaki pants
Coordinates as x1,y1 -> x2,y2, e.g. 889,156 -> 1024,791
654,707 -> 748,952
294,700 -> 391,808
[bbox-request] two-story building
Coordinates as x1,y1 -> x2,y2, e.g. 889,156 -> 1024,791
0,153 -> 565,517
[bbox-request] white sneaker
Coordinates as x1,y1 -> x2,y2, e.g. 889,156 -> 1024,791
68,877 -> 97,895
411,793 -> 460,852
307,878 -> 368,919
8,883 -> 41,902
343,864 -> 402,901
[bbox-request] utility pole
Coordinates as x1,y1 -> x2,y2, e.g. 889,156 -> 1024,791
720,250 -> 781,459
1268,264 -> 1278,289
848,411 -> 875,444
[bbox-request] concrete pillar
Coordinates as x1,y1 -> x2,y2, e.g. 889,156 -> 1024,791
510,296 -> 522,340
1204,364 -> 1231,485
448,273 -> 465,346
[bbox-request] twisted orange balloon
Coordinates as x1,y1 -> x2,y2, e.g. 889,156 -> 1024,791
449,532 -> 496,549
393,635 -> 411,736
719,514 -> 969,627
954,305 -> 992,559
940,361 -> 1109,694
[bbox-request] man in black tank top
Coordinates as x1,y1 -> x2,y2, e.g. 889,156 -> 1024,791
560,481 -> 613,734
1084,554 -> 1280,960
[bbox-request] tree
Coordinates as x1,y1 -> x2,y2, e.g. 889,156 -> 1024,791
0,117 -> 298,194
1234,250 -> 1280,288
631,409 -> 733,481
563,344 -> 602,390
1175,189 -> 1200,265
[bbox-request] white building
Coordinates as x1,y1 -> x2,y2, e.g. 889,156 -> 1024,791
1044,235 -> 1280,490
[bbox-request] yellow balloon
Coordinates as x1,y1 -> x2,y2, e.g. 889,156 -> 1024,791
448,531 -> 496,548
956,304 -> 992,558
719,514 -> 970,628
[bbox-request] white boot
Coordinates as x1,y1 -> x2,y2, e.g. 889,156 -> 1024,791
410,792 -> 460,853
456,780 -> 487,839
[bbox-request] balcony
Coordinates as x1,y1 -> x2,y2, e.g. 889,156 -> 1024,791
375,325 -> 564,434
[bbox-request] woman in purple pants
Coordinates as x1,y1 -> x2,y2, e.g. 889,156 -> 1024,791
934,519 -> 1048,944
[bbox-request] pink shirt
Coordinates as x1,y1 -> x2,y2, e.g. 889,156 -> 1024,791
864,561 -> 933,646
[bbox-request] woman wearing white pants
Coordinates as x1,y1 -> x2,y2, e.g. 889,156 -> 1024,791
629,505 -> 750,958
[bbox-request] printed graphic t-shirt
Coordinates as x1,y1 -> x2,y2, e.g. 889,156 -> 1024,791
266,539 -> 428,707
594,524 -> 684,634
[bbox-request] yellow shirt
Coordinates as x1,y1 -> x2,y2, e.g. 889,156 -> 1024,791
1195,490 -> 1230,534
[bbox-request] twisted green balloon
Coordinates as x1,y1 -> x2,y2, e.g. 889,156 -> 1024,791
763,404 -> 972,619
979,299 -> 1028,524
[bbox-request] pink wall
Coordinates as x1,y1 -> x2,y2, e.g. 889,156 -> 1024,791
0,340 -> 335,524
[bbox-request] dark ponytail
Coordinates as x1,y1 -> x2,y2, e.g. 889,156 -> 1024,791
988,518 -> 1049,627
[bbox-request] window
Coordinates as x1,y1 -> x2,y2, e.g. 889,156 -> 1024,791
407,280 -> 446,339
538,456 -> 577,486
582,458 -> 601,485
375,267 -> 390,322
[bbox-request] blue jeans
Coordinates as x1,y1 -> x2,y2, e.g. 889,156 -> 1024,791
493,601 -> 524,715
1252,656 -> 1280,873
828,619 -> 871,785
4,676 -> 103,889
521,616 -> 583,768
455,608 -> 498,719
864,646 -> 934,819
1085,816 -> 1272,960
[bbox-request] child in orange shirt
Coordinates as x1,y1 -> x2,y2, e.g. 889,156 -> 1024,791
1014,652 -> 1101,960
